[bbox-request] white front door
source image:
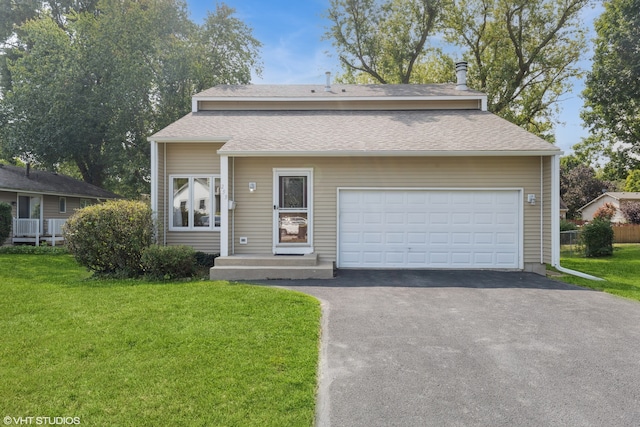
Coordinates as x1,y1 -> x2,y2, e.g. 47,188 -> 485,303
273,169 -> 313,254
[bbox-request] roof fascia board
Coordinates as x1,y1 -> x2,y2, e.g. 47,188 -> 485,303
1,188 -> 115,199
577,192 -> 609,211
217,150 -> 563,157
148,136 -> 231,143
194,95 -> 487,103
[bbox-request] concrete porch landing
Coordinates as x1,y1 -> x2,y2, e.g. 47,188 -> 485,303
210,253 -> 334,281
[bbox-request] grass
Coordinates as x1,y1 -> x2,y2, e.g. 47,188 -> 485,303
0,254 -> 320,426
553,243 -> 640,302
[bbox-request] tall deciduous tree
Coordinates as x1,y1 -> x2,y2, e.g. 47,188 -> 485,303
325,0 -> 443,84
0,0 -> 262,197
444,0 -> 591,140
324,0 -> 592,140
581,0 -> 640,166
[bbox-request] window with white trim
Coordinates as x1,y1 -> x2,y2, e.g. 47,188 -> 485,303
59,197 -> 66,213
170,175 -> 220,231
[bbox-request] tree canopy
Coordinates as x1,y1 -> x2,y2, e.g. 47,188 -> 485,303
560,161 -> 613,219
325,0 -> 593,140
325,0 -> 443,84
580,0 -> 640,172
0,0 -> 262,197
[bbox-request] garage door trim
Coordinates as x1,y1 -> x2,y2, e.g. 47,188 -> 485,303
336,187 -> 524,269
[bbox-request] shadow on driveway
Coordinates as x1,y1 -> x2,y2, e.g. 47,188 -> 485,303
259,269 -> 593,290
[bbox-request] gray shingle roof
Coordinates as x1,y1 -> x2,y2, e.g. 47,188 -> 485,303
150,109 -> 560,155
194,83 -> 485,98
0,164 -> 121,198
605,192 -> 640,200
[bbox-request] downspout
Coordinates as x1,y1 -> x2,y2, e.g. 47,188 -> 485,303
550,154 -> 604,281
231,157 -> 235,255
163,143 -> 167,246
150,140 -> 158,244
540,157 -> 544,264
220,155 -> 229,257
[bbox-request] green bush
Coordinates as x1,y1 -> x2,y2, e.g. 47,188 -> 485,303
141,245 -> 197,280
581,218 -> 614,257
560,219 -> 578,232
63,200 -> 154,277
0,202 -> 11,245
195,251 -> 217,268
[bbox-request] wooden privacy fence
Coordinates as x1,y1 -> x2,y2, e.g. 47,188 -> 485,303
613,225 -> 640,243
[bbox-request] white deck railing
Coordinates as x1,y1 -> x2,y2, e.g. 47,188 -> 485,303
12,218 -> 67,246
47,218 -> 67,246
13,218 -> 40,237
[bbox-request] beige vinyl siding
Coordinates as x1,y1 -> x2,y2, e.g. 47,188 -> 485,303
160,142 -> 223,253
198,99 -> 482,111
230,156 -> 553,265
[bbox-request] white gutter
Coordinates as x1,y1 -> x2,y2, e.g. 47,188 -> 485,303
0,189 -> 117,199
217,150 -> 563,158
193,95 -> 487,103
550,154 -> 604,281
148,136 -> 230,143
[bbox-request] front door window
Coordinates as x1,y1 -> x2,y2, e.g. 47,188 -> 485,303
273,169 -> 313,254
278,176 -> 308,244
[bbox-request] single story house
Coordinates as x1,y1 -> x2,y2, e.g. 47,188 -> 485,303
579,192 -> 640,223
149,64 -> 564,280
0,163 -> 120,245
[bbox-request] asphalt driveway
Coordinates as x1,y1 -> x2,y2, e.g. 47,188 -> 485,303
260,270 -> 640,427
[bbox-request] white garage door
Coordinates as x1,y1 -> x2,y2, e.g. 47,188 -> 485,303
338,190 -> 521,269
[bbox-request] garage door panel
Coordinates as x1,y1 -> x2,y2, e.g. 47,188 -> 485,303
339,190 -> 520,269
452,233 -> 472,244
408,232 -> 426,243
428,233 -> 448,244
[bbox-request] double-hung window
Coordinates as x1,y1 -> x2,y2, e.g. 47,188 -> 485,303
170,175 -> 220,231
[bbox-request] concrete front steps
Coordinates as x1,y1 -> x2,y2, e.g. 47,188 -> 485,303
210,253 -> 334,280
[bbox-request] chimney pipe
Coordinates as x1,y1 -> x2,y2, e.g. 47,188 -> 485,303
325,71 -> 331,92
26,163 -> 30,178
455,61 -> 468,91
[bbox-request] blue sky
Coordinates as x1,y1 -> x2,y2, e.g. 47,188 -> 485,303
187,1 -> 604,154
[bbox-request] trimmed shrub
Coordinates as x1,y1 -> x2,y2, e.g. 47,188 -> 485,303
620,201 -> 640,224
195,251 -> 217,268
0,202 -> 11,245
581,218 -> 614,257
141,245 -> 196,280
63,200 -> 154,276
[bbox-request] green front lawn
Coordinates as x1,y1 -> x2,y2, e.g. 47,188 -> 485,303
0,254 -> 320,426
555,244 -> 640,302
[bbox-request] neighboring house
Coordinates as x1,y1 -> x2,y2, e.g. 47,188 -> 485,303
149,64 -> 564,280
560,198 -> 569,220
0,164 -> 120,245
579,192 -> 640,223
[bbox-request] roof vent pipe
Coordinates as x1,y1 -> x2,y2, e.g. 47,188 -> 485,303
325,71 -> 331,92
455,61 -> 468,91
26,162 -> 30,178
